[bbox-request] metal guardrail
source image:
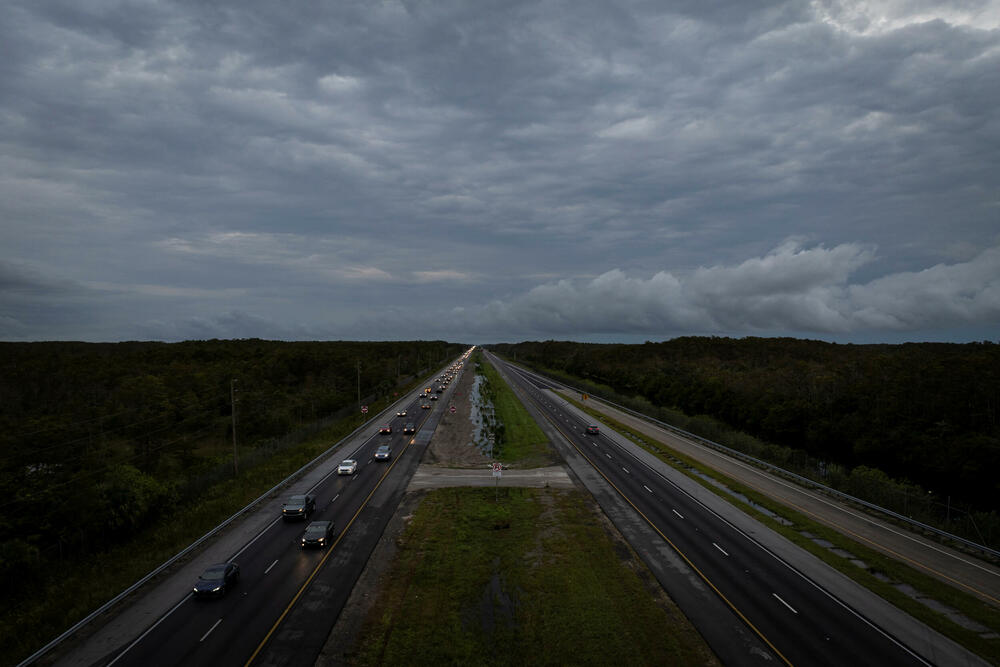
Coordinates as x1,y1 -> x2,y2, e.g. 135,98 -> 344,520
503,358 -> 1000,561
17,370 -> 450,667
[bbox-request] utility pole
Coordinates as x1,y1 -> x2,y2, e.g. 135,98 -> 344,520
231,378 -> 239,477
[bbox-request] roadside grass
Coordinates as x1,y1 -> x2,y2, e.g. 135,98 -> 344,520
351,487 -> 719,666
475,354 -> 552,468
565,395 -> 1000,665
2,380 -> 429,666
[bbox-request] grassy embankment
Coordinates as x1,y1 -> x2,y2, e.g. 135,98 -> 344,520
3,379 -> 427,666
474,352 -> 553,468
565,394 -> 1000,665
351,486 -> 718,666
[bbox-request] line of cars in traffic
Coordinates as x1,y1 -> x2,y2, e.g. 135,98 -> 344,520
194,367 -> 465,598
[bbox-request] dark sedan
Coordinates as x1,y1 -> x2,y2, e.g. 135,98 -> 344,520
192,562 -> 240,598
281,494 -> 315,520
300,520 -> 335,548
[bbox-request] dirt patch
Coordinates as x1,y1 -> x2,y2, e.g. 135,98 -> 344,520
421,365 -> 491,468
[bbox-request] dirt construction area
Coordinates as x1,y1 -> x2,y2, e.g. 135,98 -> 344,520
408,362 -> 573,488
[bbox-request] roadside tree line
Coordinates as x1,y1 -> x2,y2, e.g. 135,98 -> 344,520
0,338 -> 464,599
489,337 -> 1000,547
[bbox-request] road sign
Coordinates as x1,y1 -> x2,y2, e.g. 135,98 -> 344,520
492,462 -> 502,472
450,405 -> 456,413
361,405 -> 368,414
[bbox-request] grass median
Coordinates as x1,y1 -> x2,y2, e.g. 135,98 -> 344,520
351,486 -> 718,666
474,353 -> 552,467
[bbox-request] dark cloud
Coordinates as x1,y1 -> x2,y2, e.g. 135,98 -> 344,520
2,1 -> 997,342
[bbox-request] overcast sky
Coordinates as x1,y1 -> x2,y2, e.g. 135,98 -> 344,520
2,0 -> 998,345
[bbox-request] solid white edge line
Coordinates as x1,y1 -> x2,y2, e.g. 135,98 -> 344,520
571,403 -> 935,667
106,595 -> 191,666
200,618 -> 223,642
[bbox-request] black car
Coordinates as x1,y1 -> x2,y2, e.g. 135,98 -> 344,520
403,423 -> 416,434
282,494 -> 316,520
192,562 -> 240,597
300,520 -> 335,548
585,425 -> 600,435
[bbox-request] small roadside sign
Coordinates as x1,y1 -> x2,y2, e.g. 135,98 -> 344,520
361,405 -> 368,414
582,393 -> 588,400
450,405 -> 456,413
491,462 -> 502,478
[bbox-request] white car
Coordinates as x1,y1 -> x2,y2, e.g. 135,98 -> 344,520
337,459 -> 358,475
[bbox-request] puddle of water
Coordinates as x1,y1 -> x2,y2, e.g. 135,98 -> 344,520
685,468 -> 794,525
469,373 -> 496,456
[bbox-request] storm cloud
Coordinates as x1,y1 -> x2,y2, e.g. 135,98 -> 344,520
2,1 -> 998,342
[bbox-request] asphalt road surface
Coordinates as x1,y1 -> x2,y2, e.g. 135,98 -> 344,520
487,350 -> 988,667
56,361 -> 470,667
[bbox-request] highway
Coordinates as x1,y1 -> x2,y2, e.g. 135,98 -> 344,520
488,351 -> 947,667
94,359 -> 470,667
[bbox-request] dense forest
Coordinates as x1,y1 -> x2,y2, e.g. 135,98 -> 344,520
0,339 -> 464,596
489,338 -> 1000,517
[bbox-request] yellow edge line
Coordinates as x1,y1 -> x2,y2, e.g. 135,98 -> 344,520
244,436 -> 416,666
526,388 -> 794,667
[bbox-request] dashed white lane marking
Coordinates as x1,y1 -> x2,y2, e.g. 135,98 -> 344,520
643,485 -> 653,493
264,559 -> 278,574
713,543 -> 729,556
773,593 -> 798,614
200,619 -> 222,642
622,467 -> 629,474
672,509 -> 684,519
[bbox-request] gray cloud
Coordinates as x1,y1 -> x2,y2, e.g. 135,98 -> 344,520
444,242 -> 1000,338
2,1 -> 998,342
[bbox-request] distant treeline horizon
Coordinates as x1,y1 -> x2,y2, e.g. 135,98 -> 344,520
488,337 -> 1000,515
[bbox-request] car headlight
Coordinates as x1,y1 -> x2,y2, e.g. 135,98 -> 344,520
212,586 -> 222,592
